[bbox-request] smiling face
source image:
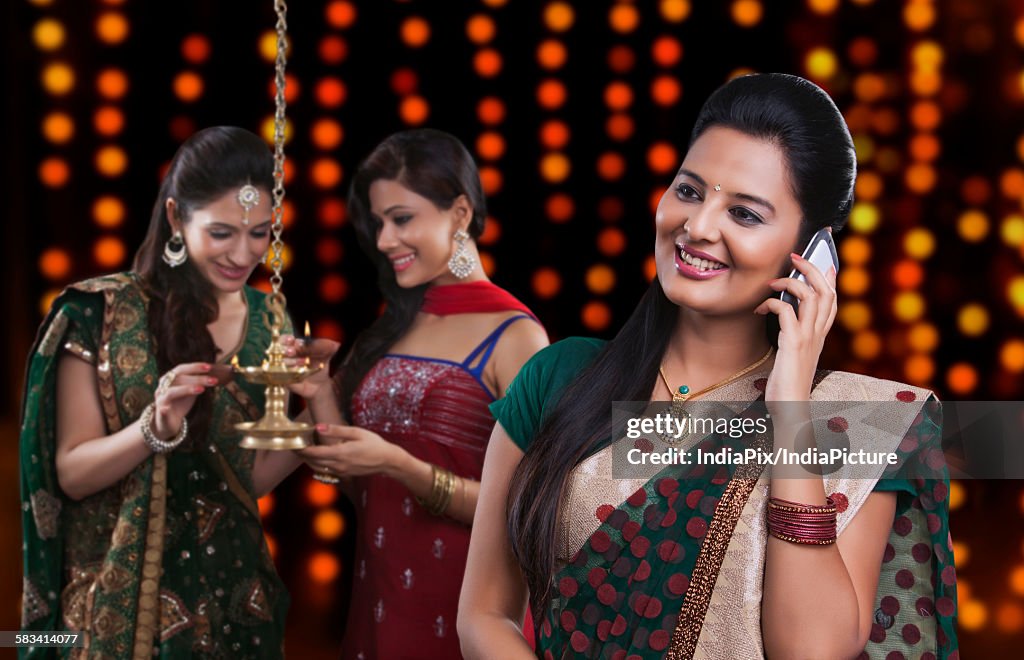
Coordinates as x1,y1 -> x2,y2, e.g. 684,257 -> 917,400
655,126 -> 804,316
171,186 -> 273,297
368,178 -> 472,287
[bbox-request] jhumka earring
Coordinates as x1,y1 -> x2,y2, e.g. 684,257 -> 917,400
162,231 -> 188,267
237,184 -> 260,226
447,229 -> 476,279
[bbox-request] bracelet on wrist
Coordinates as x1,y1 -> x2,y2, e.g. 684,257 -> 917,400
140,402 -> 188,454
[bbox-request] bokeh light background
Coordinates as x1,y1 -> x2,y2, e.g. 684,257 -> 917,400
3,0 -> 1024,656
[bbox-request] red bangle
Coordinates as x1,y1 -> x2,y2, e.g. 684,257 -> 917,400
767,496 -> 838,545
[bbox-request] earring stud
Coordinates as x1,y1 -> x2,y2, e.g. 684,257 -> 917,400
713,184 -> 721,192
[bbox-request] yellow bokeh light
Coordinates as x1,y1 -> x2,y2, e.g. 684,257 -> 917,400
1000,214 -> 1024,246
95,146 -> 127,177
540,153 -> 571,183
731,0 -> 763,28
911,41 -> 943,69
907,323 -> 939,352
839,235 -> 871,266
948,480 -> 965,510
853,135 -> 875,164
904,354 -> 934,384
1008,276 -> 1024,311
903,228 -> 935,259
848,203 -> 880,233
957,303 -> 989,336
909,69 -> 942,96
893,291 -> 926,322
660,0 -> 691,22
261,116 -> 294,144
838,301 -> 871,331
42,62 -> 74,95
957,210 -> 989,242
851,331 -> 882,360
805,47 -> 837,80
96,12 -> 129,44
544,2 -> 575,32
258,30 -> 289,62
1000,339 -> 1024,373
33,18 -> 65,50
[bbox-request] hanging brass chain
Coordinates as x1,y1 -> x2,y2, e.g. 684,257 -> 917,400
269,0 -> 289,296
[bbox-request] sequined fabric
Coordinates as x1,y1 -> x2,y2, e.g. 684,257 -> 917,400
341,356 -> 496,659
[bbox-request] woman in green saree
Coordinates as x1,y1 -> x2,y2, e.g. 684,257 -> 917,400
19,126 -> 302,658
459,74 -> 958,659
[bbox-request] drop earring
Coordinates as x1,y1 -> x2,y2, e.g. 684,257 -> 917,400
162,231 -> 188,267
447,229 -> 476,279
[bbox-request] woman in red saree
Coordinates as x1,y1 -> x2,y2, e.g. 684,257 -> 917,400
286,129 -> 548,658
459,74 -> 958,659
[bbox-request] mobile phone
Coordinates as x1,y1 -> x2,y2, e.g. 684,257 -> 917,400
779,228 -> 839,313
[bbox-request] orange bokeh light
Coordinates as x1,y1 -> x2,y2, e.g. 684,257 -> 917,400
181,34 -> 210,64
42,63 -> 74,95
853,73 -> 886,102
319,199 -> 347,228
479,217 -> 501,245
909,133 -> 940,162
581,301 -> 612,331
537,79 -> 567,109
892,260 -> 924,289
545,193 -> 574,223
607,45 -> 635,74
847,37 -> 878,68
604,82 -> 634,111
855,172 -> 883,201
95,146 -> 127,177
390,68 -> 418,96
905,163 -> 936,193
39,248 -> 72,280
258,494 -> 274,517
314,510 -> 345,540
316,238 -> 344,266
309,552 -> 340,583
315,78 -> 347,108
267,74 -> 300,104
479,166 -> 503,195
474,49 -> 503,77
652,36 -> 683,67
586,264 -> 616,294
466,14 -> 496,44
597,152 -> 626,181
42,112 -> 74,144
97,68 -> 128,99
609,4 -> 640,33
306,480 -> 338,506
92,196 -> 125,228
173,71 -> 203,102
910,101 -> 941,131
597,228 -> 627,257
311,159 -> 343,188
319,35 -> 348,64
961,176 -> 991,205
532,268 -> 562,299
96,12 -> 129,44
606,114 -> 635,142
544,2 -> 575,32
476,132 -> 506,160
731,0 -> 763,27
537,39 -> 567,70
1000,169 -> 1024,199
651,76 -> 682,106
540,153 -> 571,183
540,120 -> 570,150
312,119 -> 344,150
400,96 -> 430,125
401,16 -> 431,48
946,363 -> 978,395
94,106 -> 124,136
93,236 -> 126,268
325,1 -> 357,29
647,142 -> 678,174
477,97 -> 506,125
319,274 -> 349,303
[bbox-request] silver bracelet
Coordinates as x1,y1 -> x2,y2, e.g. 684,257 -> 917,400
140,402 -> 188,453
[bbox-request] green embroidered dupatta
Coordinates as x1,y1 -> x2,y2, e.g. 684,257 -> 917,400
491,338 -> 959,660
19,273 -> 289,659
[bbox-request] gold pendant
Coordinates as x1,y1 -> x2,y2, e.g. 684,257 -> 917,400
660,394 -> 690,446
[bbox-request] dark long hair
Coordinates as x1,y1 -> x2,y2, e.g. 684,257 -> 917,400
337,128 -> 486,414
507,73 -> 857,611
133,126 -> 273,438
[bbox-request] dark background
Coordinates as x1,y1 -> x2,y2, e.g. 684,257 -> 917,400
4,0 -> 1024,656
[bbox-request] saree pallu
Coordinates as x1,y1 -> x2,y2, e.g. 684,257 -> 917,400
494,339 -> 958,660
20,273 -> 288,659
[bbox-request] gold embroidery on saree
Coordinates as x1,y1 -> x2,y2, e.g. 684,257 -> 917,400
112,300 -> 142,333
120,386 -> 150,420
92,605 -> 129,640
21,577 -> 50,627
63,340 -> 95,363
195,495 -> 226,544
38,310 -> 68,357
97,562 -> 133,594
30,489 -> 61,540
115,345 -> 148,378
131,454 -> 168,660
159,589 -> 195,642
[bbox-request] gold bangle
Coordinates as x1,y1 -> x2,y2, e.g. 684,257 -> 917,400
416,465 -> 458,516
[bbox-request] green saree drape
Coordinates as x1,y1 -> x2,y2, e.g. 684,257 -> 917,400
20,273 -> 289,659
492,337 -> 959,660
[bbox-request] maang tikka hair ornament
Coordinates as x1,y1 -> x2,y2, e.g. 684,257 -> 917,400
447,228 -> 476,279
237,184 -> 260,226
